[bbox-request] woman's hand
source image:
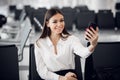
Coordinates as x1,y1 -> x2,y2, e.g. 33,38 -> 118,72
85,27 -> 99,52
59,72 -> 78,80
65,72 -> 77,79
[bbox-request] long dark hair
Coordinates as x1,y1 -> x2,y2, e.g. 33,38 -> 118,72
39,8 -> 70,39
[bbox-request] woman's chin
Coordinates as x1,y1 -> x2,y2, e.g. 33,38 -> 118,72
56,30 -> 63,34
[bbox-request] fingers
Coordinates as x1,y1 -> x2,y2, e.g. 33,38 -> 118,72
85,27 -> 99,41
85,26 -> 99,47
70,77 -> 77,80
96,26 -> 99,32
89,26 -> 99,34
65,72 -> 77,78
65,76 -> 78,80
85,28 -> 94,40
89,26 -> 96,34
70,72 -> 77,78
65,72 -> 78,80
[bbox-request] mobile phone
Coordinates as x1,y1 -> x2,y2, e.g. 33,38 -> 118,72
86,22 -> 98,40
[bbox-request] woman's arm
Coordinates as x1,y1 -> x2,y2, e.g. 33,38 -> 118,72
71,35 -> 92,58
71,26 -> 99,58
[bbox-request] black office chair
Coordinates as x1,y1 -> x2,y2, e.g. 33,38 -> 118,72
115,12 -> 120,30
76,10 -> 96,30
97,10 -> 115,30
61,7 -> 76,31
14,9 -> 22,20
0,45 -> 19,80
0,14 -> 7,28
91,42 -> 120,80
32,8 -> 47,32
9,5 -> 16,13
115,3 -> 120,10
24,6 -> 35,25
29,44 -> 83,80
74,6 -> 89,13
29,44 -> 44,80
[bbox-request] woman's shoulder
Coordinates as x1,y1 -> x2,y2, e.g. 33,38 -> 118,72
34,37 -> 47,48
68,35 -> 79,40
37,37 -> 47,42
64,35 -> 80,43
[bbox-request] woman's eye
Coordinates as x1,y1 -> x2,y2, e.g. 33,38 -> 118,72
52,19 -> 64,23
52,21 -> 57,23
60,19 -> 64,22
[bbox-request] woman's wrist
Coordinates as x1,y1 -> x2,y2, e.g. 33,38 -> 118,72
59,75 -> 65,80
88,44 -> 96,52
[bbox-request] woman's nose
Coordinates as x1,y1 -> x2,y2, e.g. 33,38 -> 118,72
57,22 -> 62,26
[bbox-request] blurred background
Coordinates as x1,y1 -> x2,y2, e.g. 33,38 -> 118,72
0,0 -> 120,80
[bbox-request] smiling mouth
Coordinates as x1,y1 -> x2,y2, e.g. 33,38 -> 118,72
57,28 -> 63,30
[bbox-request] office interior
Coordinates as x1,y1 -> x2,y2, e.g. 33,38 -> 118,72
0,0 -> 120,80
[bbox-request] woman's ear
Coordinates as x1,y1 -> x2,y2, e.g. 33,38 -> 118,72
46,21 -> 50,27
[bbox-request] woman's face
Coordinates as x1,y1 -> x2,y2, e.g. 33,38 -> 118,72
47,13 -> 65,35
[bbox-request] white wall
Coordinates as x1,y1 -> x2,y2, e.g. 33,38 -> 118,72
0,0 -> 118,11
0,0 -> 118,10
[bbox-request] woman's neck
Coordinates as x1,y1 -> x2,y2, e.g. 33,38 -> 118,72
50,34 -> 60,40
50,33 -> 61,45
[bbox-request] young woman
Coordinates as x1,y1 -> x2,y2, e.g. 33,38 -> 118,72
34,8 -> 99,80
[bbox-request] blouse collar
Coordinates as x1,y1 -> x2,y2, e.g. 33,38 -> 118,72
46,36 -> 64,47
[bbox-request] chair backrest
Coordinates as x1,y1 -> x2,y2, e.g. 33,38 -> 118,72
76,10 -> 96,30
97,10 -> 115,30
9,5 -> 16,13
115,12 -> 120,29
89,42 -> 120,80
0,45 -> 19,80
61,7 -> 76,30
74,6 -> 89,12
0,14 -> 7,28
92,42 -> 120,69
24,6 -> 35,25
29,44 -> 83,80
29,44 -> 44,80
33,8 -> 47,32
14,9 -> 22,20
115,3 -> 120,10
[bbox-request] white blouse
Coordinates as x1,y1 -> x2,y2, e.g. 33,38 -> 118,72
34,35 -> 92,80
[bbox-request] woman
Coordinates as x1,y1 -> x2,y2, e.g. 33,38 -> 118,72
34,8 -> 99,80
